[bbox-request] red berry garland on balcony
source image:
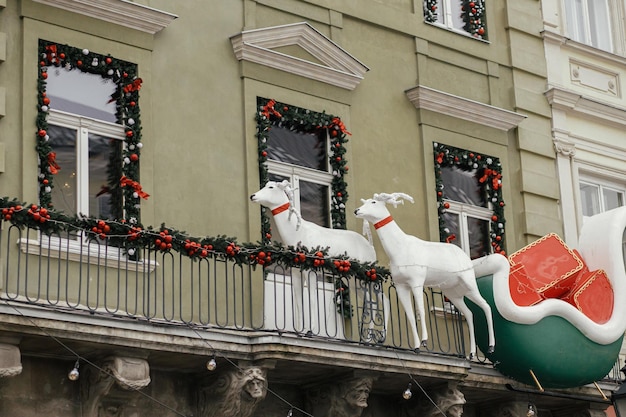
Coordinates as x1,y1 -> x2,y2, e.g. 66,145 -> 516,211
37,40 -> 145,223
433,142 -> 506,255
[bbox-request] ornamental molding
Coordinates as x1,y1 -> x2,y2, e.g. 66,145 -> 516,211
32,0 -> 177,34
545,86 -> 626,128
230,22 -> 369,90
542,31 -> 626,67
405,85 -> 527,130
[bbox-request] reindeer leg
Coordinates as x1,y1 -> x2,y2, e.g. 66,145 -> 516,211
465,290 -> 495,353
290,268 -> 305,333
411,285 -> 428,348
447,296 -> 477,359
395,284 -> 421,352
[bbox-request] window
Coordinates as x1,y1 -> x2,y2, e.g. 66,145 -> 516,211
564,0 -> 613,52
424,0 -> 487,39
46,70 -> 124,220
579,175 -> 625,218
38,40 -> 144,224
256,98 -> 350,243
434,143 -> 505,258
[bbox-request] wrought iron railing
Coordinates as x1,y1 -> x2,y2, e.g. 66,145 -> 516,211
0,223 -> 470,356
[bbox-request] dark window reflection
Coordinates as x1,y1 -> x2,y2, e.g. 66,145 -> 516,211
467,217 -> 490,258
48,125 -> 77,215
89,133 -> 122,220
299,180 -> 329,227
267,126 -> 327,171
441,165 -> 486,207
442,211 -> 461,249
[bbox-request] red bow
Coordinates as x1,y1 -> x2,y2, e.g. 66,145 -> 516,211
123,78 -> 143,94
436,152 -> 444,164
329,117 -> 351,135
479,168 -> 501,190
261,99 -> 282,119
48,152 -> 60,175
45,45 -> 58,64
120,176 -> 150,199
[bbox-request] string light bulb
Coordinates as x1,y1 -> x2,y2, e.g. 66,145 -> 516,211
286,409 -> 293,417
68,360 -> 80,381
526,402 -> 537,417
402,383 -> 413,400
206,357 -> 217,371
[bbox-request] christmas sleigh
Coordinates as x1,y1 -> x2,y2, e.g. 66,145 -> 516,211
469,206 -> 626,389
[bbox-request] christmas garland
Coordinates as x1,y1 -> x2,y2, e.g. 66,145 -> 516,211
433,142 -> 506,255
37,40 -> 144,223
0,197 -> 390,318
255,97 -> 350,244
423,0 -> 487,39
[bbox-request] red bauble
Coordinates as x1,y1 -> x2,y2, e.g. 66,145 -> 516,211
130,154 -> 139,162
43,97 -> 50,105
478,27 -> 485,35
38,129 -> 46,137
491,215 -> 498,221
105,57 -> 112,64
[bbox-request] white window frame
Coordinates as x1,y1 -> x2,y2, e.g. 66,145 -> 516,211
563,0 -> 622,54
442,199 -> 493,257
266,131 -> 334,225
578,173 -> 626,220
47,108 -> 126,217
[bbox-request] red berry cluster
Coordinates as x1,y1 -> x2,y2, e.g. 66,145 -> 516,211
225,244 -> 240,257
184,240 -> 212,258
91,220 -> 111,240
293,252 -> 307,264
313,251 -> 325,267
28,205 -> 51,223
127,226 -> 142,241
333,259 -> 351,273
365,268 -> 378,281
155,229 -> 173,252
2,205 -> 22,221
251,251 -> 272,266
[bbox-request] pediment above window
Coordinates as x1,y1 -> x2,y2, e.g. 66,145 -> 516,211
32,0 -> 177,34
230,22 -> 369,90
406,85 -> 527,131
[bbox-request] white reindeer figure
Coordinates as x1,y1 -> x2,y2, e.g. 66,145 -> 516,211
354,192 -> 495,357
250,180 -> 386,336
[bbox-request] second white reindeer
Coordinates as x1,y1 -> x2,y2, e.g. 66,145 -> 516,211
354,192 -> 495,357
250,180 -> 385,336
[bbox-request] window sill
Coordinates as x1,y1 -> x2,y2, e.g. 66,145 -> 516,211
425,21 -> 490,44
18,238 -> 158,273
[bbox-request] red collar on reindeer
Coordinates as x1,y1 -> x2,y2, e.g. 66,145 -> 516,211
271,202 -> 290,215
374,216 -> 393,229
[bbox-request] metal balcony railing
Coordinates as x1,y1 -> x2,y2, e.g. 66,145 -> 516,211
0,222 -> 470,356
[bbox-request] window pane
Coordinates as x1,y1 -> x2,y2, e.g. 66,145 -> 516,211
441,166 -> 486,207
565,0 -> 586,43
48,124 -> 77,215
89,133 -> 122,220
442,211 -> 462,249
603,188 -> 624,211
588,0 -> 612,50
299,180 -> 329,228
267,126 -> 327,171
580,182 -> 601,216
467,216 -> 490,259
451,0 -> 465,30
46,68 -> 117,123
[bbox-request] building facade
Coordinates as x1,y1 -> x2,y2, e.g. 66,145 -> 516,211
0,0 -> 622,416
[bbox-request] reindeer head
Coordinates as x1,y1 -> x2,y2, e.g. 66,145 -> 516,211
354,192 -> 414,223
250,180 -> 298,211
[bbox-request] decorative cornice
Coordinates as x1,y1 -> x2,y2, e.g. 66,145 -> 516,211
230,22 -> 369,90
545,86 -> 626,128
405,85 -> 527,130
542,31 -> 626,67
32,0 -> 177,34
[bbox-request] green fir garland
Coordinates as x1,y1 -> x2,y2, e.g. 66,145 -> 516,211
462,0 -> 487,39
433,142 -> 506,255
37,40 -> 144,223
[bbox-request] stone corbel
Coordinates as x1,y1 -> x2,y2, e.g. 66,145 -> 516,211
0,337 -> 22,378
82,356 -> 151,417
306,372 -> 377,417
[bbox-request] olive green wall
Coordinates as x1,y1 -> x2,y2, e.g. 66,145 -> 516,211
2,0 -> 560,259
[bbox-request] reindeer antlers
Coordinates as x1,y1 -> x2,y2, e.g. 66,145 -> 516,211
373,192 -> 414,207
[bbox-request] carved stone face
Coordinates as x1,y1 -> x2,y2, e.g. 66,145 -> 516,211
344,382 -> 371,409
244,378 -> 266,400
